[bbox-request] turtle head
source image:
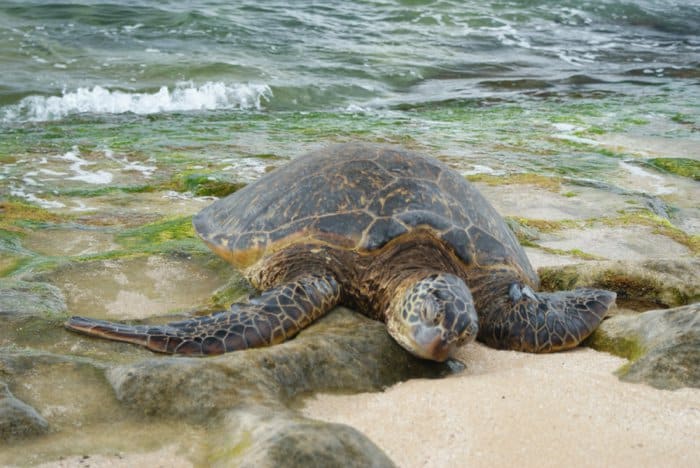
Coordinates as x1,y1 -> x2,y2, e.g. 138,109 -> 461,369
387,273 -> 478,362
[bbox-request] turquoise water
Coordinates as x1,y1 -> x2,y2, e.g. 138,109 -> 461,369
0,0 -> 698,208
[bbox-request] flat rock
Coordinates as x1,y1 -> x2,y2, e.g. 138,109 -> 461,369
537,225 -> 691,261
538,258 -> 700,310
106,308 -> 452,420
211,406 -> 395,468
22,227 -> 120,257
479,183 -> 634,221
587,303 -> 700,390
0,381 -> 49,440
0,279 -> 67,317
524,247 -> 582,269
57,190 -> 212,219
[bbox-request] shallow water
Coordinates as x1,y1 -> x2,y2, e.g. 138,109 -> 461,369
1,1 -> 698,202
43,254 -> 231,319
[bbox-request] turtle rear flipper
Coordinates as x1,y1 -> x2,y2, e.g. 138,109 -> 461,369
478,287 -> 616,353
65,274 -> 340,355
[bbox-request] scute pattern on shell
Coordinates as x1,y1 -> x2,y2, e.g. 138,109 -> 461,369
193,143 -> 536,282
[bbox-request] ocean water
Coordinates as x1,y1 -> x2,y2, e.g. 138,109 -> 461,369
0,0 -> 698,207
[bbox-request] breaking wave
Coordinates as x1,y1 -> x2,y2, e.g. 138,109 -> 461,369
1,82 -> 273,122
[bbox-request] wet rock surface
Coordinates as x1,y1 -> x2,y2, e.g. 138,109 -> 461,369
539,258 -> 700,390
0,279 -> 67,318
0,160 -> 698,464
587,303 -> 700,390
537,225 -> 692,261
106,308 -> 452,419
212,406 -> 396,468
0,382 -> 49,440
35,254 -> 231,319
0,306 -> 449,465
538,258 -> 700,310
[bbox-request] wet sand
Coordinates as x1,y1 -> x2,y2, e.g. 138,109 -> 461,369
303,343 -> 700,467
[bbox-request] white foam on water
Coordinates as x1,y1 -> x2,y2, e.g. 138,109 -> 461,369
70,200 -> 95,212
551,123 -> 580,132
552,133 -> 600,146
1,82 -> 273,122
103,148 -> 157,179
9,187 -> 66,209
550,122 -> 603,146
221,158 -> 268,182
22,176 -> 42,187
59,147 -> 114,185
619,160 -> 675,195
462,164 -> 500,176
162,190 -> 217,202
38,168 -> 69,177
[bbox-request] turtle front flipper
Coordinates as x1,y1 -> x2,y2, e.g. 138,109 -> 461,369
478,285 -> 616,353
65,274 -> 341,355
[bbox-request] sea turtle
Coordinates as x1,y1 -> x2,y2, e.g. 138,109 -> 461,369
66,143 -> 616,361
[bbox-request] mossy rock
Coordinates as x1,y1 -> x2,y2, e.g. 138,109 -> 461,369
0,201 -> 64,233
539,259 -> 700,310
587,304 -> 700,390
207,275 -> 256,311
116,216 -> 194,246
648,157 -> 700,180
174,172 -> 246,197
466,173 -> 561,191
105,308 -> 453,420
114,216 -> 207,255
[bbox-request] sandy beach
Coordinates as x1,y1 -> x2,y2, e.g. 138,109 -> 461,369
303,343 -> 700,467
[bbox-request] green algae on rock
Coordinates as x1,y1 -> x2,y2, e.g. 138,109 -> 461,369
648,158 -> 700,180
539,259 -> 700,310
587,304 -> 700,390
466,173 -> 562,191
115,216 -> 198,251
0,201 -> 64,233
173,172 -> 246,197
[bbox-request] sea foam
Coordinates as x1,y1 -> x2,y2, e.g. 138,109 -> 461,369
1,82 -> 273,122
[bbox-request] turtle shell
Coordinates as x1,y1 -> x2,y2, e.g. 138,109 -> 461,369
193,143 -> 536,282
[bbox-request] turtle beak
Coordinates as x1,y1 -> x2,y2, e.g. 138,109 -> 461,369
412,326 -> 453,362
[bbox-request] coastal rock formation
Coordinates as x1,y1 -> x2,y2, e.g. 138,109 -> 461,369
540,258 -> 699,389
211,406 -> 395,468
1,257 -> 697,464
0,279 -> 67,317
98,307 -> 449,464
0,382 -> 49,440
106,308 -> 452,419
539,258 -> 699,310
587,303 -> 700,390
